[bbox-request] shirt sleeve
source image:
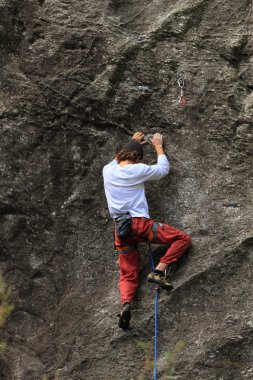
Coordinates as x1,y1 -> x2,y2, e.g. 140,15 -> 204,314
107,159 -> 119,168
110,159 -> 119,166
102,159 -> 118,176
137,154 -> 170,181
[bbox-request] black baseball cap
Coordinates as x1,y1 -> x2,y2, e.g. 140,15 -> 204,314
122,139 -> 144,159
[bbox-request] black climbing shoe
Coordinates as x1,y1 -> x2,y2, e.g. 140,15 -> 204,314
147,272 -> 174,290
118,302 -> 131,329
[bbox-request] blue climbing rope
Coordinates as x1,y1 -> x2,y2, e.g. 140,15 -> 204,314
149,243 -> 155,272
153,286 -> 159,380
149,243 -> 159,380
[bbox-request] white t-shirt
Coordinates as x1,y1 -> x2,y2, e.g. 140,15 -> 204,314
102,154 -> 170,218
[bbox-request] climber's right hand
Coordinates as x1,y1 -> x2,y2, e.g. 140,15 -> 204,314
151,133 -> 163,148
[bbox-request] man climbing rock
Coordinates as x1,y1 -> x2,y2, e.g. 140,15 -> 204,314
103,132 -> 191,329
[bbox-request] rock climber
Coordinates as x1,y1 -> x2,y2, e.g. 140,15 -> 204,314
102,131 -> 191,329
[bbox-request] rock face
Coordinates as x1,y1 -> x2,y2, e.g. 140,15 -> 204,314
0,0 -> 252,379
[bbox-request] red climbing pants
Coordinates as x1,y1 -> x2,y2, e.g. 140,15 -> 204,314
114,217 -> 191,305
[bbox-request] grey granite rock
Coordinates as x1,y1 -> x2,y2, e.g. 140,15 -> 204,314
0,0 -> 252,379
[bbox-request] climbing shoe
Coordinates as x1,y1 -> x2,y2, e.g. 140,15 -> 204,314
118,302 -> 131,329
147,272 -> 174,290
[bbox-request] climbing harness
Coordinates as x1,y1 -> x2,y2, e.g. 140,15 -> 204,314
148,243 -> 160,380
178,78 -> 186,107
115,245 -> 137,254
148,222 -> 163,242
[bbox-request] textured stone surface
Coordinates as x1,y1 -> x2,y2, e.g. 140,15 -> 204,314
0,0 -> 252,379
